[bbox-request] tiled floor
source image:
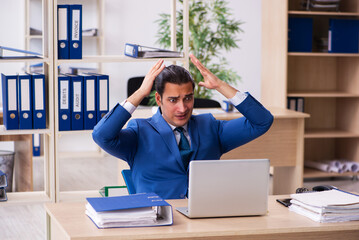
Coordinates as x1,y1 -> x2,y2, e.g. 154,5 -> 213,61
1,156 -> 359,240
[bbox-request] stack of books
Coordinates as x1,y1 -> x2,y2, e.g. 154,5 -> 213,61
289,189 -> 359,222
85,193 -> 173,228
0,170 -> 8,201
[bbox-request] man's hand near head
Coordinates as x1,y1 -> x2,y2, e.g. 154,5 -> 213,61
127,59 -> 165,107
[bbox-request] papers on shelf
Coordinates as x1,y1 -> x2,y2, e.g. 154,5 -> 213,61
289,189 -> 359,222
305,160 -> 359,173
85,193 -> 173,228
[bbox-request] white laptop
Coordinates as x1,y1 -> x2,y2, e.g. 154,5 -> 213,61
176,159 -> 270,218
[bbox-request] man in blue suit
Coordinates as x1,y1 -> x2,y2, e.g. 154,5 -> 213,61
93,54 -> 273,199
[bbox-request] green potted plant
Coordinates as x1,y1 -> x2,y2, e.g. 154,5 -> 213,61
155,0 -> 243,100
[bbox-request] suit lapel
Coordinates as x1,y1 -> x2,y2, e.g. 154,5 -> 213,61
148,109 -> 184,170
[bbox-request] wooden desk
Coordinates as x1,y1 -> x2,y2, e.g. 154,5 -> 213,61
45,195 -> 359,240
124,107 -> 309,195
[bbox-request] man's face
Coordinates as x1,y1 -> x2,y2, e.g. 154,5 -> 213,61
155,82 -> 194,127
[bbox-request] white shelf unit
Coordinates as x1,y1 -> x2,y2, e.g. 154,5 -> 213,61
53,0 -> 190,202
0,0 -> 55,205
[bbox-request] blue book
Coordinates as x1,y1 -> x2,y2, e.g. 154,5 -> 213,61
329,19 -> 359,53
91,73 -> 109,123
58,74 -> 71,131
80,74 -> 97,130
32,134 -> 41,157
86,193 -> 173,228
1,73 -> 19,130
57,5 -> 70,59
30,73 -> 46,129
18,74 -> 33,129
69,75 -> 84,130
69,5 -> 82,59
288,17 -> 313,52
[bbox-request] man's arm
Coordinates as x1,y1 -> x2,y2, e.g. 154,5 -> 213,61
127,59 -> 165,107
190,54 -> 273,153
92,60 -> 165,162
189,54 -> 238,99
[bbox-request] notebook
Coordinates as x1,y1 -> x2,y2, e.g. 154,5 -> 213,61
176,159 -> 270,218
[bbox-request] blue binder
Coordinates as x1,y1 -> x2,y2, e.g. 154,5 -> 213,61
57,5 -> 70,59
80,74 -> 97,130
1,74 -> 19,130
18,74 -> 33,129
32,134 -> 41,157
329,19 -> 359,53
70,75 -> 84,130
91,74 -> 109,122
124,43 -> 183,58
288,17 -> 313,52
58,74 -> 71,131
86,193 -> 173,228
69,5 -> 82,59
31,73 -> 46,129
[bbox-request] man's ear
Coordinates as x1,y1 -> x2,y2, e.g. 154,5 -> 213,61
155,92 -> 162,106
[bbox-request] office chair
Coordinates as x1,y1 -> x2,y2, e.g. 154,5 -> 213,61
127,76 -> 221,108
193,98 -> 221,108
121,169 -> 136,194
127,76 -> 153,106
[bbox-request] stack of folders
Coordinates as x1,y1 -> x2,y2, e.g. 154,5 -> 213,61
1,73 -> 46,130
57,4 -> 82,59
86,193 -> 173,228
289,189 -> 359,223
0,170 -> 8,201
58,73 -> 109,131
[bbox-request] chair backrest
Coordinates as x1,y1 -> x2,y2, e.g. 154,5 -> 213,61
127,76 -> 221,108
194,98 -> 221,108
121,169 -> 136,194
127,76 -> 153,106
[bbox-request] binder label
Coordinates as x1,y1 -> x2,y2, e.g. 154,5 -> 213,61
8,79 -> 17,111
34,78 -> 44,110
34,133 -> 40,147
86,80 -> 95,111
58,8 -> 68,41
99,80 -> 108,111
21,79 -> 30,111
72,10 -> 80,41
73,82 -> 81,112
60,81 -> 69,109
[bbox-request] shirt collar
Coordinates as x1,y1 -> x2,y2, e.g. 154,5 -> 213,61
168,123 -> 188,132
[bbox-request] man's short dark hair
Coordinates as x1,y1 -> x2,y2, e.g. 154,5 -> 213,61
155,65 -> 195,97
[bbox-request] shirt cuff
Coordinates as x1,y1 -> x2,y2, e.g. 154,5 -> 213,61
228,91 -> 248,106
120,100 -> 137,115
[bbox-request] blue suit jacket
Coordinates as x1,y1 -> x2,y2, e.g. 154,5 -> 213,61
92,93 -> 273,199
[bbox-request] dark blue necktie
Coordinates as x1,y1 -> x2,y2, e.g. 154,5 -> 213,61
175,127 -> 191,170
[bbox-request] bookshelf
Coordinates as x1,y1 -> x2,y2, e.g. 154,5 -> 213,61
262,0 -> 359,179
52,0 -> 189,202
0,0 -> 189,204
0,0 -> 55,204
